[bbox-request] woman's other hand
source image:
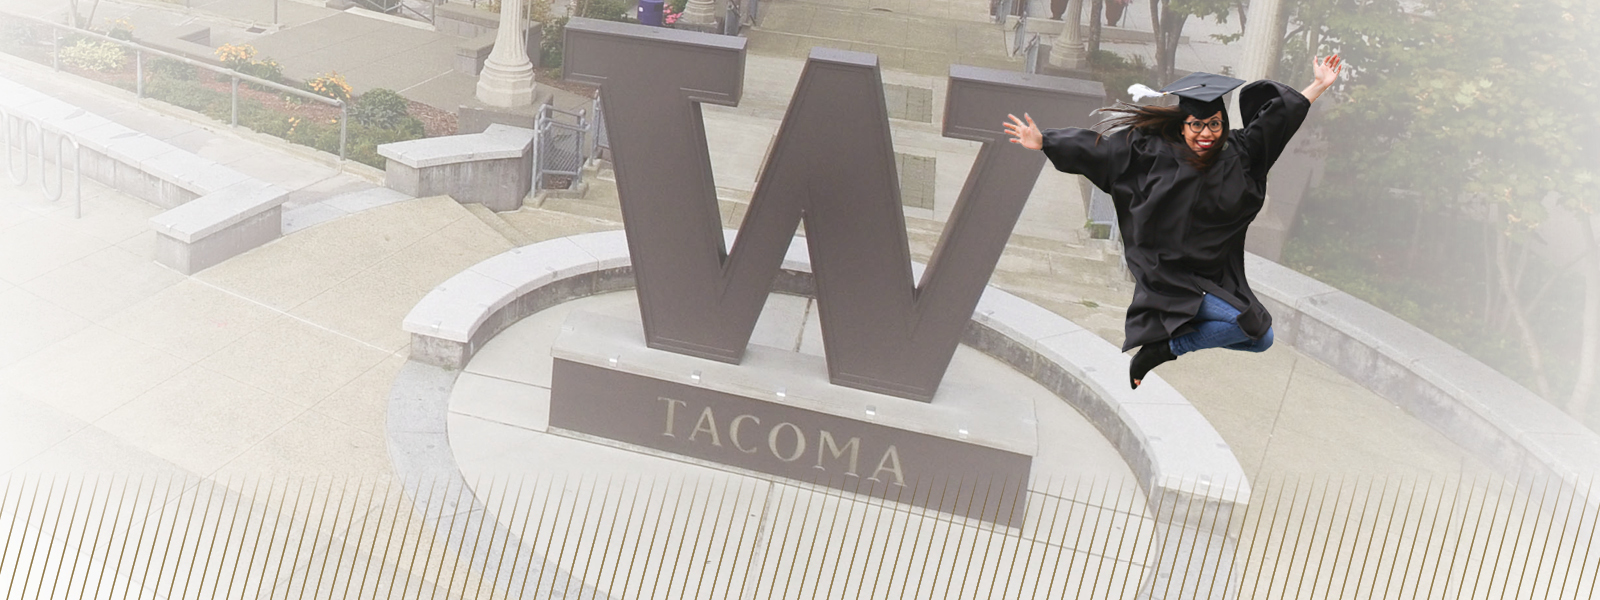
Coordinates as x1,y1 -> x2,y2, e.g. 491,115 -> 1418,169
1004,113 -> 1043,150
1302,55 -> 1342,103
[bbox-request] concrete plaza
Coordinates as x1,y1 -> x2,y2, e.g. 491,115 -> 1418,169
0,0 -> 1576,598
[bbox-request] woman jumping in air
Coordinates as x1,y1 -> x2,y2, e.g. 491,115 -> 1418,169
1005,55 -> 1342,389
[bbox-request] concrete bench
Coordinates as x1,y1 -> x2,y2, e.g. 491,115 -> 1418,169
1246,253 -> 1600,502
451,28 -> 543,76
402,229 -> 1251,529
149,179 -> 289,275
435,2 -> 501,38
378,123 -> 535,211
0,75 -> 290,275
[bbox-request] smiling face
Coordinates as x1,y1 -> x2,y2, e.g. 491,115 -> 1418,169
1183,111 -> 1224,155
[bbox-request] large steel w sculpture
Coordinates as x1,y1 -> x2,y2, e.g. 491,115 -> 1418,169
561,19 -> 1101,401
548,19 -> 1102,524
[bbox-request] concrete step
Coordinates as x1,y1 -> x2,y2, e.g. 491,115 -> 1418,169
746,1 -> 1022,76
464,202 -> 538,246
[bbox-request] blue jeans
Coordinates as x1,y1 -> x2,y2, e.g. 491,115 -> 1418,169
1169,293 -> 1274,356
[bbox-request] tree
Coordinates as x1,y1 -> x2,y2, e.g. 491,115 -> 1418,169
1147,0 -> 1233,83
1287,0 -> 1600,414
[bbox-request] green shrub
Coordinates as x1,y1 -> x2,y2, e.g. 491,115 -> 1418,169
1088,50 -> 1152,104
237,57 -> 283,84
59,39 -> 126,72
146,57 -> 196,81
540,16 -> 568,69
344,117 -> 425,168
349,88 -> 410,129
667,0 -> 687,12
145,73 -> 423,169
145,77 -> 230,119
579,0 -> 634,21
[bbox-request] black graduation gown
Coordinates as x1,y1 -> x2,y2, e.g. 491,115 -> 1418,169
1040,80 -> 1311,352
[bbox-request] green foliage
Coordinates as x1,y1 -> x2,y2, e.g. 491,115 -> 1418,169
236,57 -> 283,84
350,88 -> 411,129
667,0 -> 688,13
1279,0 -> 1599,402
59,39 -> 126,72
108,16 -> 135,41
578,0 -> 635,21
540,16 -> 569,69
146,57 -> 196,81
1289,0 -> 1597,227
344,117 -> 426,168
142,77 -> 422,169
1088,50 -> 1152,103
144,77 -> 230,120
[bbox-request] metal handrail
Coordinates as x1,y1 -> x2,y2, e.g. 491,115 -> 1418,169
533,105 -> 590,192
539,104 -> 587,124
2,10 -> 349,160
2,109 -> 84,218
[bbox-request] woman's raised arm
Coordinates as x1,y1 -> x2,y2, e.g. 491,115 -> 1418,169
1300,55 -> 1342,104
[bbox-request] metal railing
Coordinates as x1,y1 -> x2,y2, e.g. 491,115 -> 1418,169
744,0 -> 761,27
589,91 -> 610,161
1023,33 -> 1041,73
533,104 -> 589,192
993,0 -> 1013,25
2,109 -> 83,218
2,10 -> 349,160
724,1 -> 741,35
1012,14 -> 1028,55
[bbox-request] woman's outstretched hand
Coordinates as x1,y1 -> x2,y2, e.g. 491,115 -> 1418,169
1004,113 -> 1043,150
1302,54 -> 1342,103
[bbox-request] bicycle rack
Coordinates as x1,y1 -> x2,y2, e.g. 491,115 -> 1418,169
1,108 -> 84,218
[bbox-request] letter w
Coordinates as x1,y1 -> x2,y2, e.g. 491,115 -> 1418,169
563,19 -> 1101,401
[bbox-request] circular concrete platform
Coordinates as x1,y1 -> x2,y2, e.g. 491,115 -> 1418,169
442,290 -> 1153,599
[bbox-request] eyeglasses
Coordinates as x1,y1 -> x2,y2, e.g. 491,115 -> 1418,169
1185,119 -> 1223,133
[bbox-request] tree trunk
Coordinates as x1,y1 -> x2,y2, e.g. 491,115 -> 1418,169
1089,0 -> 1103,55
1150,0 -> 1165,81
1496,230 -> 1553,398
1482,221 -> 1495,327
1153,7 -> 1186,83
1568,217 -> 1600,420
1404,203 -> 1424,271
1494,239 -> 1534,336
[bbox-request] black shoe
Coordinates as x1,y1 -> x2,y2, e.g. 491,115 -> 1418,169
1130,341 -> 1176,389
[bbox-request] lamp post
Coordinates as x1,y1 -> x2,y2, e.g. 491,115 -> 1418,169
475,0 -> 537,107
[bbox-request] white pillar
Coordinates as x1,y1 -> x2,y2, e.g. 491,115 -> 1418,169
476,0 -> 537,107
1238,0 -> 1286,81
1048,0 -> 1086,69
680,0 -> 718,27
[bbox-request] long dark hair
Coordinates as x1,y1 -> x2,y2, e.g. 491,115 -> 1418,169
1092,102 -> 1229,170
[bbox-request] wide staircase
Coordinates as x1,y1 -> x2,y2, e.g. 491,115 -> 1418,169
744,0 -> 1028,76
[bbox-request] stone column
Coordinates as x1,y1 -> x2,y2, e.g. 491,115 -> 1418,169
1047,0 -> 1086,69
1237,0 -> 1286,82
476,0 -> 537,107
679,0 -> 718,28
1234,0 -> 1295,261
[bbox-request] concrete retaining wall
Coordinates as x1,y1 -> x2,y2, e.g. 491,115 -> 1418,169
401,229 -> 1252,518
378,124 -> 535,212
1246,253 -> 1600,498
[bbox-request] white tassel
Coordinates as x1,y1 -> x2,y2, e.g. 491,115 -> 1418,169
1128,83 -> 1165,103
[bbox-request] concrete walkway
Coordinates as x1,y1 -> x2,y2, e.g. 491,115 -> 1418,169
0,0 -> 1539,596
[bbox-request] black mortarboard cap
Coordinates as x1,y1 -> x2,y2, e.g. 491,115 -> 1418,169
1160,72 -> 1246,119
